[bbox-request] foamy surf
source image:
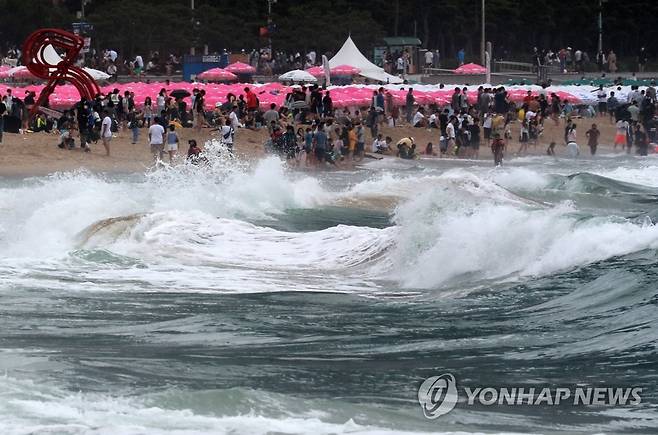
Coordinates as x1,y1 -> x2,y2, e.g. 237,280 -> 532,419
3,151 -> 658,433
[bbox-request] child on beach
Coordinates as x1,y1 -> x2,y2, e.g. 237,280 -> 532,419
144,97 -> 153,127
165,125 -> 179,163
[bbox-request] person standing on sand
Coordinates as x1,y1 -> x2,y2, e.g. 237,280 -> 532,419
165,125 -> 179,163
143,96 -> 153,127
614,118 -> 629,151
194,90 -> 206,132
100,110 -> 112,156
148,118 -> 165,162
405,88 -> 415,124
607,92 -> 619,124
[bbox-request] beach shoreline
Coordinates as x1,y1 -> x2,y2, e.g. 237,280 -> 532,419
0,119 -> 628,177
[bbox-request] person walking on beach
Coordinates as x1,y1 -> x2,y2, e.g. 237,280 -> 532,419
128,108 -> 140,145
614,118 -> 629,151
148,118 -> 165,162
100,110 -> 112,156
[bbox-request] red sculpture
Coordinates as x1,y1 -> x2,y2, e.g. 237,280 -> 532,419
22,28 -> 100,116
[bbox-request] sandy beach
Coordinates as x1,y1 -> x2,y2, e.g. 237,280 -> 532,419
0,118 -> 625,177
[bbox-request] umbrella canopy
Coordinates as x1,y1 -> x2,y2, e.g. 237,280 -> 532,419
305,66 -> 325,77
279,69 -> 317,83
6,66 -> 34,80
454,63 -> 486,74
83,67 -> 110,81
0,65 -> 109,81
170,89 -> 191,99
330,64 -> 361,76
224,62 -> 256,74
197,68 -> 238,82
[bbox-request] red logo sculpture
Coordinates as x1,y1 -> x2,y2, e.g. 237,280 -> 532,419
22,28 -> 100,116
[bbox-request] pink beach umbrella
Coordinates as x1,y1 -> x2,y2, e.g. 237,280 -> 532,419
197,68 -> 238,82
305,66 -> 325,77
330,64 -> 361,76
224,62 -> 256,74
552,90 -> 581,104
7,66 -> 37,80
454,63 -> 486,74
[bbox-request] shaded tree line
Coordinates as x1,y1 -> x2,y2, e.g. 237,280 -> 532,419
1,0 -> 657,67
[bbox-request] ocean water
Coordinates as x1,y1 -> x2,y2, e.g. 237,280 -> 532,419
1,144 -> 658,434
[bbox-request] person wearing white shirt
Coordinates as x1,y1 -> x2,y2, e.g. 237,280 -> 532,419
229,108 -> 241,130
134,55 -> 144,77
148,121 -> 166,162
429,112 -> 438,128
371,134 -> 388,153
100,110 -> 112,156
412,109 -> 426,127
219,119 -> 235,152
424,50 -> 434,68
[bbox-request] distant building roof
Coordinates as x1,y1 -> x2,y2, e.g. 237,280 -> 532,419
382,37 -> 422,47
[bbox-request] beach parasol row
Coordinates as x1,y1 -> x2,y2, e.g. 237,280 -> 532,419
0,65 -> 110,81
0,81 -> 602,111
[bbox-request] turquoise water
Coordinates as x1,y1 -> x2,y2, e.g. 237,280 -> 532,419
1,149 -> 658,434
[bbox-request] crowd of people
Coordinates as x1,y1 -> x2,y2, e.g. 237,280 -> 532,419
1,78 -> 657,167
532,46 -> 650,74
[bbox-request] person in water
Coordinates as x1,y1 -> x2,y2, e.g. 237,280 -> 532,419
186,139 -> 207,165
634,123 -> 649,156
491,133 -> 505,166
586,123 -> 600,155
546,141 -> 556,156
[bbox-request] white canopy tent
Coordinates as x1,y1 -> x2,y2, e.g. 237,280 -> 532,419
329,36 -> 403,84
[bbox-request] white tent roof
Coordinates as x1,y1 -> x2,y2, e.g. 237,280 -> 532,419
329,36 -> 403,84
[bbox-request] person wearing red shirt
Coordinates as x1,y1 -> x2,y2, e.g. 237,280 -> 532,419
244,87 -> 258,112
